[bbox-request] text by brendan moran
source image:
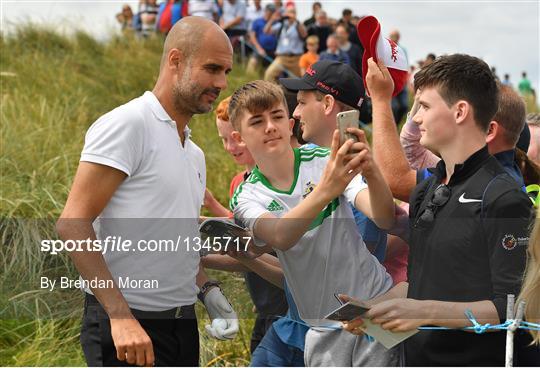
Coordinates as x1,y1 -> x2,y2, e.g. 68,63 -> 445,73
40,276 -> 159,291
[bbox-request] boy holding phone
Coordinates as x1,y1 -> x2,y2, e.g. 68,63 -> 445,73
228,80 -> 398,366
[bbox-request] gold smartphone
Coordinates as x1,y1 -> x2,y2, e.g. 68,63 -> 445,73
337,110 -> 360,146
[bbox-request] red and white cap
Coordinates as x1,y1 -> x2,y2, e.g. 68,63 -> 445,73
356,16 -> 409,97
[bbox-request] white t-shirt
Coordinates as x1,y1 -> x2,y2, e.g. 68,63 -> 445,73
80,91 -> 204,311
232,147 -> 392,325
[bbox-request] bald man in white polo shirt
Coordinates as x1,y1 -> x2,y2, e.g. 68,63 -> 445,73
57,17 -> 236,367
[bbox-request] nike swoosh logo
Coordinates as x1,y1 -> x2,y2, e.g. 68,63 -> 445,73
458,193 -> 482,203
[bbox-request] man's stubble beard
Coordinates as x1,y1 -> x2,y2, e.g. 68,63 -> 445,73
172,67 -> 213,116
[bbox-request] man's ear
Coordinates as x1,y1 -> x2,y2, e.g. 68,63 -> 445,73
454,100 -> 470,125
323,94 -> 335,116
486,121 -> 498,144
289,118 -> 295,136
231,130 -> 244,144
167,48 -> 183,71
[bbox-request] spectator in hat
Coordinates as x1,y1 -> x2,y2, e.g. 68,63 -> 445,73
263,6 -> 306,81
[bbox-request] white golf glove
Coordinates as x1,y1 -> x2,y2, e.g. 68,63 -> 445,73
203,287 -> 239,340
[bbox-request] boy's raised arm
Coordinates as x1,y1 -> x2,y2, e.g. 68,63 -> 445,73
368,58 -> 417,202
252,134 -> 364,251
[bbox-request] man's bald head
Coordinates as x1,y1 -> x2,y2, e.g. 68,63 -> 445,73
160,16 -> 229,69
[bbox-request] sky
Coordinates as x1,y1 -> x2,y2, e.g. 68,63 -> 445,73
1,0 -> 539,96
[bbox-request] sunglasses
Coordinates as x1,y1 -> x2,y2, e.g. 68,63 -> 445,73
414,184 -> 451,229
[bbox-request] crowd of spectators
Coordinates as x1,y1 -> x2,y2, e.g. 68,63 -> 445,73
116,1 -> 536,126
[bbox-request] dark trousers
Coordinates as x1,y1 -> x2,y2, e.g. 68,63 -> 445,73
80,294 -> 199,367
250,315 -> 279,354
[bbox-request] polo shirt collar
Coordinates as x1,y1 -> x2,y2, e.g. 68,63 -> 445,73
144,91 -> 173,122
144,91 -> 191,139
431,145 -> 490,185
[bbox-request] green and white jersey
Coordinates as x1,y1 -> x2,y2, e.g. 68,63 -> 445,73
231,147 -> 392,326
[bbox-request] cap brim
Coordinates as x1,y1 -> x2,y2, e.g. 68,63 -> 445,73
279,77 -> 315,91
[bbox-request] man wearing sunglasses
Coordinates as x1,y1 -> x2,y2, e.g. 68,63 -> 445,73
342,55 -> 533,366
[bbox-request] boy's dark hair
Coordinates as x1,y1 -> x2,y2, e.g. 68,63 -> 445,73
342,9 -> 352,17
228,80 -> 288,131
493,84 -> 526,146
414,54 -> 499,132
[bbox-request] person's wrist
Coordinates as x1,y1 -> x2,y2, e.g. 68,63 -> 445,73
108,308 -> 135,320
361,162 -> 380,182
198,280 -> 221,302
421,300 -> 436,325
312,184 -> 333,203
371,95 -> 392,105
105,299 -> 135,319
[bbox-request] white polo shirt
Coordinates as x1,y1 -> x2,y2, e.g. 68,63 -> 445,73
80,91 -> 205,311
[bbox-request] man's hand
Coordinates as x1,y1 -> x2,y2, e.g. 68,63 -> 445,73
110,318 -> 155,366
203,288 -> 239,340
343,128 -> 378,179
366,57 -> 394,102
256,46 -> 267,57
337,294 -> 368,336
271,10 -> 282,22
203,188 -> 230,217
318,130 -> 363,200
366,298 -> 430,332
225,246 -> 261,260
387,203 -> 410,241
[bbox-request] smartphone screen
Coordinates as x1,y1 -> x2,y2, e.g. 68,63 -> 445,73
324,301 -> 370,321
